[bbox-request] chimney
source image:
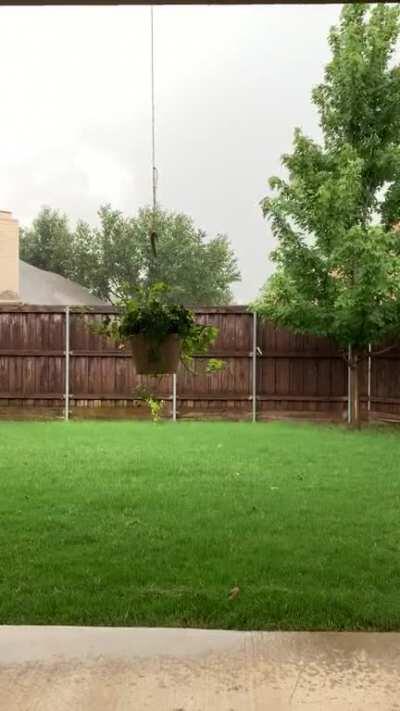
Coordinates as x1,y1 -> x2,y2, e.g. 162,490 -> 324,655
0,210 -> 20,302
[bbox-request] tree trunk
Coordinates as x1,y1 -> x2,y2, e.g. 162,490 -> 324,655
349,351 -> 361,428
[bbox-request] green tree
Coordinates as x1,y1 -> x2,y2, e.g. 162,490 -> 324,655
20,207 -> 74,277
70,206 -> 143,301
254,3 -> 400,426
22,205 -> 240,306
138,207 -> 240,305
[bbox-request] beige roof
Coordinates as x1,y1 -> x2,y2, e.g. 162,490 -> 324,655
19,261 -> 104,306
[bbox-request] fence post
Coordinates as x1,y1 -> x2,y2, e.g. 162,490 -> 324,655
368,343 -> 372,418
252,312 -> 257,423
347,344 -> 351,424
172,372 -> 177,422
64,306 -> 70,422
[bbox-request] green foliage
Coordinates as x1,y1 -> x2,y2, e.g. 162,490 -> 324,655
21,205 -> 240,306
133,385 -> 165,421
206,358 -> 226,374
20,207 -> 74,277
254,3 -> 400,354
97,283 -> 218,369
117,283 -> 196,341
145,396 -> 165,422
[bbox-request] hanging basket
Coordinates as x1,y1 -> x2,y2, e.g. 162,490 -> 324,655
129,334 -> 182,375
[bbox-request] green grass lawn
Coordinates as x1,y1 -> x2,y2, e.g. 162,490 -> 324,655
0,420 -> 399,630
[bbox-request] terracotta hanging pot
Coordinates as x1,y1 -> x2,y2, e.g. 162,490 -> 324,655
129,334 -> 182,375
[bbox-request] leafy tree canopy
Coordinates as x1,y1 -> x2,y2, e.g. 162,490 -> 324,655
21,205 -> 240,306
254,3 -> 400,353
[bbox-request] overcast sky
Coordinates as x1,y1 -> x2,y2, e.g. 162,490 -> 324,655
0,3 -> 342,302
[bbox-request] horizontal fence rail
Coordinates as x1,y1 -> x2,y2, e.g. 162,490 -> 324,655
0,305 -> 398,421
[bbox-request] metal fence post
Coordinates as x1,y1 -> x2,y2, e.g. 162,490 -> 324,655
172,372 -> 177,422
347,344 -> 351,424
252,312 -> 257,423
64,306 -> 70,422
368,343 -> 372,417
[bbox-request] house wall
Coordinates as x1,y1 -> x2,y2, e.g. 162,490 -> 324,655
0,211 -> 20,302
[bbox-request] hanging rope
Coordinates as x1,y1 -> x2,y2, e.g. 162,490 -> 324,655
150,5 -> 158,258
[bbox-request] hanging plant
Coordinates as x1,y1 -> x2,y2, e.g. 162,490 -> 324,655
97,283 -> 222,375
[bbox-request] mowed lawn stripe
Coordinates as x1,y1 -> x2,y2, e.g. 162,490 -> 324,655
0,420 -> 399,629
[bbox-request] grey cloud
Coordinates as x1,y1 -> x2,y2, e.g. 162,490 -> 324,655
0,3 -> 342,303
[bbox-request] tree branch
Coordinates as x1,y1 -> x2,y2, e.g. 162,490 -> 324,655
371,343 -> 398,358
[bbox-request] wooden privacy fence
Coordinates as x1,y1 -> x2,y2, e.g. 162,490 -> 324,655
0,304 -> 399,421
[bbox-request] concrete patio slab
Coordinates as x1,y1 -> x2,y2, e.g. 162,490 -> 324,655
0,626 -> 399,710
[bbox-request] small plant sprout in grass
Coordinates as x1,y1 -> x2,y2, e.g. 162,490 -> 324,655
145,397 -> 165,423
134,384 -> 165,422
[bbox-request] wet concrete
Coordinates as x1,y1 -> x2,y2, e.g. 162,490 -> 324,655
0,627 -> 399,710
